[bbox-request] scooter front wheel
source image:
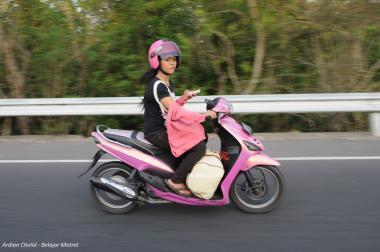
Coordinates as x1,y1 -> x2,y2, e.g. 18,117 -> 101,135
90,162 -> 137,214
230,165 -> 285,213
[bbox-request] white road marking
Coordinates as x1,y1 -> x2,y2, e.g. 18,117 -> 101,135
0,156 -> 380,163
275,156 -> 380,161
0,159 -> 117,163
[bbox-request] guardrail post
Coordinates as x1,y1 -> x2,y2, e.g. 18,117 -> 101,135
370,113 -> 380,137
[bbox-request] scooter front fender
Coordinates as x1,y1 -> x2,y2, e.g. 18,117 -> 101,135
242,153 -> 280,171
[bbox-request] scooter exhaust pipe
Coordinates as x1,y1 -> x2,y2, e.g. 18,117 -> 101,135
90,176 -> 138,200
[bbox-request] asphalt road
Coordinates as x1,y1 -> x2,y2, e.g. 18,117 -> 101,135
0,133 -> 380,252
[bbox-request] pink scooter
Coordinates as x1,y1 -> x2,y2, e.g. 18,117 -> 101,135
80,97 -> 285,214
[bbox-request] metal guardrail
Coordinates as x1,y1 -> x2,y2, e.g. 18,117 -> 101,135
0,93 -> 380,136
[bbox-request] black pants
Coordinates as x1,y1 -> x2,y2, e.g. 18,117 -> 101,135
145,130 -> 206,183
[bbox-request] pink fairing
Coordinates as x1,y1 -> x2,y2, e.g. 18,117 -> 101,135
91,131 -> 174,174
220,115 -> 265,151
148,39 -> 182,69
216,115 -> 280,170
213,97 -> 233,114
243,153 -> 280,171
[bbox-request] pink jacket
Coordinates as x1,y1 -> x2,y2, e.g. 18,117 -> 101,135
166,99 -> 207,157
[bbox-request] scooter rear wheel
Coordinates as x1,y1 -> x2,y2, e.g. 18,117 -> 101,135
230,165 -> 285,213
90,162 -> 137,214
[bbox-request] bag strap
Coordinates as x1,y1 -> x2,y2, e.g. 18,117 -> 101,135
153,80 -> 173,114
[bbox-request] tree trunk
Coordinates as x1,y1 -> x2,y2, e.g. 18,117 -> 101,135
243,0 -> 266,94
311,36 -> 330,92
0,22 -> 29,134
211,31 -> 242,93
60,0 -> 88,94
0,88 -> 12,135
51,64 -> 63,97
1,118 -> 12,136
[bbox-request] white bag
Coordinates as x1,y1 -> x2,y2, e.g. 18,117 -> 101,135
186,149 -> 224,199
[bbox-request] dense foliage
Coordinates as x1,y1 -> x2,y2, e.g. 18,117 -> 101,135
0,0 -> 379,135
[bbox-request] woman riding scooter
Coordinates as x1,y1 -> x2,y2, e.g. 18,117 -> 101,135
140,39 -> 217,197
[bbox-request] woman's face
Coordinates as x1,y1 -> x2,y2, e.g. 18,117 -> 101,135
160,56 -> 177,75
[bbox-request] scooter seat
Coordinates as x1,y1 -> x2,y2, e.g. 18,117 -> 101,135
103,129 -> 168,156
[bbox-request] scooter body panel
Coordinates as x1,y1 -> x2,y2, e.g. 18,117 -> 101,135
92,132 -> 174,174
243,153 -> 281,170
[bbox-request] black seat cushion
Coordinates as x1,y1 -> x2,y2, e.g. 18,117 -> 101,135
103,132 -> 168,156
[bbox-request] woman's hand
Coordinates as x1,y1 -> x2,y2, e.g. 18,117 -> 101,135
205,110 -> 217,119
183,89 -> 200,101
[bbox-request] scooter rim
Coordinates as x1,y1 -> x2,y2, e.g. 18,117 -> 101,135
234,167 -> 280,209
94,167 -> 134,209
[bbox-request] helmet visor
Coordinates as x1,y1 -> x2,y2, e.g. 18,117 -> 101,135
154,41 -> 181,60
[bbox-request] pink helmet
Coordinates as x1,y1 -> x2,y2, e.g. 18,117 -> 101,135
148,39 -> 182,69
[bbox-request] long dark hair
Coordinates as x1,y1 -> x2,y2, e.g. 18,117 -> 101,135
140,68 -> 158,110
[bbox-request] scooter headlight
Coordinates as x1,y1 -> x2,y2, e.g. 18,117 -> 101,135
243,140 -> 262,151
